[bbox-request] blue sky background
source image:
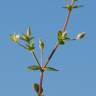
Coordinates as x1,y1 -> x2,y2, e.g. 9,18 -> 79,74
0,0 -> 96,96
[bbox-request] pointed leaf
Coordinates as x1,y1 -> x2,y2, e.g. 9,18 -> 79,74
27,65 -> 40,71
44,67 -> 59,71
33,83 -> 43,94
33,83 -> 39,93
72,5 -> 83,9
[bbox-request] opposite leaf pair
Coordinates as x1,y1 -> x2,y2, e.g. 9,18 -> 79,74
28,65 -> 59,71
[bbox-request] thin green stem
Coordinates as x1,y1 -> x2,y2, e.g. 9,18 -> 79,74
32,51 -> 42,70
43,42 -> 59,68
17,43 -> 27,50
63,0 -> 75,32
63,10 -> 72,32
41,50 -> 43,67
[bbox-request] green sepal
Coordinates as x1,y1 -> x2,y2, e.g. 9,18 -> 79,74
57,31 -> 70,45
27,65 -> 40,71
33,83 -> 43,94
62,5 -> 73,11
27,27 -> 32,36
21,33 -> 30,42
27,40 -> 35,52
44,67 -> 59,71
58,31 -> 64,44
20,27 -> 33,42
62,4 -> 83,11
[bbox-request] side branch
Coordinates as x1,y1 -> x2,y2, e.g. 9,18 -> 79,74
43,43 -> 59,68
32,51 -> 42,70
43,1 -> 74,68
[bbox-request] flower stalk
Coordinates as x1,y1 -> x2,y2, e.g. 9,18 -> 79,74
31,51 -> 42,71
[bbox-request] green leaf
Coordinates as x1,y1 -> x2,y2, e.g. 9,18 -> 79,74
27,65 -> 40,71
33,83 -> 43,94
44,67 -> 59,71
72,5 -> 83,9
33,83 -> 39,93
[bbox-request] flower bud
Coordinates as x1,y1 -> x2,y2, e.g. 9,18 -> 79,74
76,32 -> 86,40
26,27 -> 31,38
39,39 -> 44,50
27,41 -> 35,52
21,27 -> 32,42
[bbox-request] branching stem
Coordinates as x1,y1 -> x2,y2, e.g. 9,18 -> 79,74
38,1 -> 75,96
43,0 -> 74,68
